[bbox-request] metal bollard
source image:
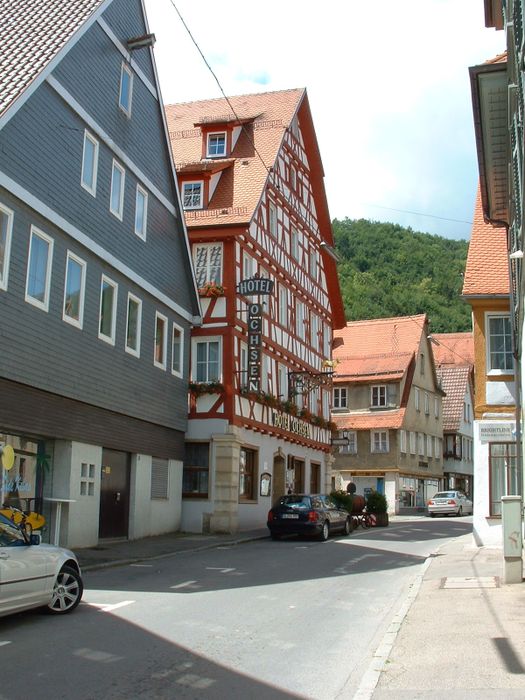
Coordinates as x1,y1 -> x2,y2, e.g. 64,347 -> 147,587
501,496 -> 523,584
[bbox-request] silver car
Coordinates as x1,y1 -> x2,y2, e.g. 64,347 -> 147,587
427,490 -> 473,517
0,513 -> 83,617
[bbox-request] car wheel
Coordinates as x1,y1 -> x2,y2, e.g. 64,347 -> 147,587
343,517 -> 351,536
319,521 -> 330,541
457,506 -> 463,517
430,513 -> 436,518
45,566 -> 83,615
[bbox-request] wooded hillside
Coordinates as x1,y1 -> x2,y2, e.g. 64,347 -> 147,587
332,218 -> 470,333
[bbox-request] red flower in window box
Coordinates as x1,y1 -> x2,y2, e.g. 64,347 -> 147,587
198,281 -> 225,297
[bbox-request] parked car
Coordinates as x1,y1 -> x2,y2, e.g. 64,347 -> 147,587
267,494 -> 352,541
427,491 -> 473,517
0,513 -> 83,617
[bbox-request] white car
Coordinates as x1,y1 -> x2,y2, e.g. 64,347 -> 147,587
0,513 -> 83,617
427,490 -> 473,517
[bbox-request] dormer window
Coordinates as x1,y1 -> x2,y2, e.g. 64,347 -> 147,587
182,181 -> 203,209
207,132 -> 226,158
371,385 -> 387,407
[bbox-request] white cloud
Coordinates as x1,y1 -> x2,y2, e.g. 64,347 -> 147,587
144,0 -> 505,238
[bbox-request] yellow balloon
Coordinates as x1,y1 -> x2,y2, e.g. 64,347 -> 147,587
1,445 -> 15,470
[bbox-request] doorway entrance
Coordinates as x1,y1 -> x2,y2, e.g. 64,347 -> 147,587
272,454 -> 285,501
99,449 -> 130,539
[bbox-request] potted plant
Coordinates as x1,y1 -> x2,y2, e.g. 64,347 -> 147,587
365,490 -> 389,527
330,489 -> 354,515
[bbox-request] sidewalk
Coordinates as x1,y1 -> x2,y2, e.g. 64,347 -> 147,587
369,533 -> 525,699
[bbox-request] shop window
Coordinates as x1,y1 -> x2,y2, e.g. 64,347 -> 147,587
239,447 -> 257,501
151,457 -> 169,500
490,442 -> 519,516
80,463 -> 95,496
183,442 -> 209,497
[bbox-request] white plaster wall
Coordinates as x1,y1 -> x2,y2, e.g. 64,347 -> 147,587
53,441 -> 102,549
472,421 -> 503,546
487,380 -> 516,405
128,455 -> 182,540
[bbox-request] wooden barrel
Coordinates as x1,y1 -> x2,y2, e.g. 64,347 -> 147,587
351,495 -> 365,513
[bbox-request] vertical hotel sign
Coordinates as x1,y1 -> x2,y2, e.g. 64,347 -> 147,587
237,276 -> 275,393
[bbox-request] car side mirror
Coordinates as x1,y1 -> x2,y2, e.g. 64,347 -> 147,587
29,534 -> 41,546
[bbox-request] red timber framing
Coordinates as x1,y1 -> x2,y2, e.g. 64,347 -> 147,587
168,89 -> 345,456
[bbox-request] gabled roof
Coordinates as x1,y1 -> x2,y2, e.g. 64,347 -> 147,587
333,315 -> 428,383
431,332 -> 474,367
0,0 -> 104,119
436,365 -> 473,432
165,88 -> 307,228
462,188 -> 509,297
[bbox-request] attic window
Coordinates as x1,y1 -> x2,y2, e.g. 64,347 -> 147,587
207,132 -> 226,158
182,181 -> 203,209
119,63 -> 133,116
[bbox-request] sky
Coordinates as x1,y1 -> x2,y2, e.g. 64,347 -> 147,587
142,0 -> 505,240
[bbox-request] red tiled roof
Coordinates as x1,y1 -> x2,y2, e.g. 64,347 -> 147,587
166,89 -> 305,228
436,366 -> 472,432
431,332 -> 474,367
332,409 -> 406,430
462,188 -> 509,296
333,315 -> 427,383
0,0 -> 104,118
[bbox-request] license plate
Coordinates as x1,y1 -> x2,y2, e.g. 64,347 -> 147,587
282,514 -> 299,519
434,500 -> 446,504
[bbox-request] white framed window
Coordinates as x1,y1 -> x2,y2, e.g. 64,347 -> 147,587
134,185 -> 148,240
193,337 -> 221,383
310,247 -> 318,281
311,312 -> 319,350
424,392 -> 429,415
400,429 -> 407,453
0,202 -> 14,291
183,181 -> 203,210
25,226 -> 53,312
119,62 -> 133,116
98,275 -> 118,345
291,226 -> 299,260
486,313 -> 513,373
207,132 -> 226,157
434,397 -> 439,418
414,387 -> 420,411
435,437 -> 442,459
243,252 -> 256,280
125,292 -> 142,357
427,434 -> 432,458
410,431 -> 416,455
371,430 -> 389,453
81,130 -> 98,195
269,201 -> 277,237
279,284 -> 288,326
371,385 -> 387,407
171,322 -> 183,377
80,462 -> 95,497
154,312 -> 168,370
194,243 -> 222,287
296,300 -> 306,340
418,432 -> 425,456
63,251 -> 86,328
333,387 -> 347,409
340,430 -> 357,454
110,160 -> 125,220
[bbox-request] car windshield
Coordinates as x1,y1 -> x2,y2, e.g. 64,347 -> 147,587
0,516 -> 27,547
277,496 -> 310,509
433,492 -> 456,499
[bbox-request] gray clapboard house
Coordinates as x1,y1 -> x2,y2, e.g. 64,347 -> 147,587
0,0 -> 200,547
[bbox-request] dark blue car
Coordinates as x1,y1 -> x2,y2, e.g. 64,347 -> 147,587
267,494 -> 352,541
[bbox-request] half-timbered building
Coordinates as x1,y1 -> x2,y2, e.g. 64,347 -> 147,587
166,89 -> 345,533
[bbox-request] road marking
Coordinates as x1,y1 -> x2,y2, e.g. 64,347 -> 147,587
170,580 -> 197,589
0,641 -> 12,647
206,567 -> 236,573
87,600 -> 135,612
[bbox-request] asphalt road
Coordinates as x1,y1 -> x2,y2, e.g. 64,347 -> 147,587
0,517 -> 472,700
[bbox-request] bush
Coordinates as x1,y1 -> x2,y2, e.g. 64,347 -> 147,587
366,490 -> 388,513
330,490 -> 354,513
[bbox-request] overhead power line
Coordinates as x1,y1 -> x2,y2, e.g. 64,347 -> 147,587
366,204 -> 473,226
